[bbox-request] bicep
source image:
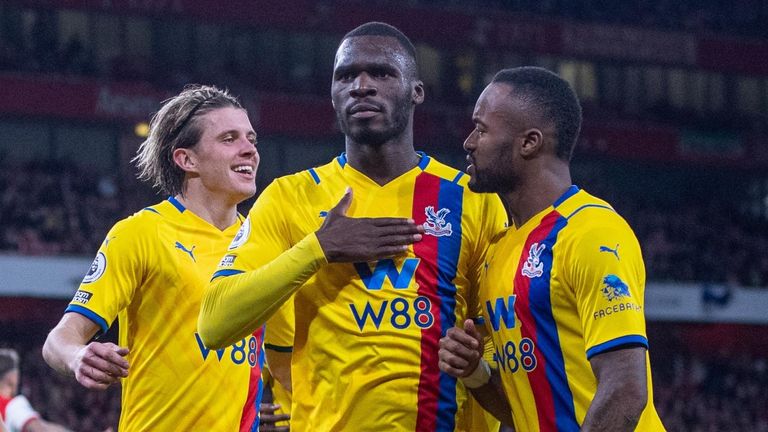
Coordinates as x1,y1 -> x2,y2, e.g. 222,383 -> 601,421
589,346 -> 648,398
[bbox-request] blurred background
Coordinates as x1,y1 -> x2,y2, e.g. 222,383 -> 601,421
0,0 -> 767,430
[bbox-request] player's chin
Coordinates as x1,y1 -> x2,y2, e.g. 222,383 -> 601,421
229,181 -> 257,201
467,177 -> 493,194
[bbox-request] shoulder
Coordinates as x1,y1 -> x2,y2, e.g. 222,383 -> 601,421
421,155 -> 468,185
556,190 -> 640,253
102,201 -> 168,247
267,157 -> 342,195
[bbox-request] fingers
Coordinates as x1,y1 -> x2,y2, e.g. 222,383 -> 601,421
329,187 -> 353,216
259,403 -> 290,431
75,365 -> 120,390
259,403 -> 279,414
74,342 -> 130,390
370,217 -> 422,228
84,343 -> 129,377
366,245 -> 412,260
438,326 -> 483,378
261,413 -> 291,422
374,222 -> 424,238
447,324 -> 480,350
462,319 -> 483,343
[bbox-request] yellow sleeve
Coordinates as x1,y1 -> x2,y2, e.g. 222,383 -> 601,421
65,217 -> 147,334
198,181 -> 327,349
565,211 -> 649,359
198,231 -> 325,349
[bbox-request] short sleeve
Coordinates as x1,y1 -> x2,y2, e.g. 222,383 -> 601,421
566,212 -> 649,359
65,219 -> 146,335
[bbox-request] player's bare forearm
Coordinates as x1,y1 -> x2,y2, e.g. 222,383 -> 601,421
469,371 -> 515,427
581,347 -> 648,431
198,234 -> 326,349
43,314 -> 98,377
43,314 -> 128,390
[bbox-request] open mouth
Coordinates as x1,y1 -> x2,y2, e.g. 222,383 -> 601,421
232,165 -> 255,177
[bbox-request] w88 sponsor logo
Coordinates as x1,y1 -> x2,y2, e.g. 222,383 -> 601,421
349,296 -> 434,331
194,333 -> 260,367
493,338 -> 537,373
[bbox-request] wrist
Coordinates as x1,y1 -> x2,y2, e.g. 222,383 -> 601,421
460,358 -> 491,389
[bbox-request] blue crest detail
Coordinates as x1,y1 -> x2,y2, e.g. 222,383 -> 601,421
601,274 -> 631,301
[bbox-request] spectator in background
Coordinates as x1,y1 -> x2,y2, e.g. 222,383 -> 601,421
0,349 -> 70,432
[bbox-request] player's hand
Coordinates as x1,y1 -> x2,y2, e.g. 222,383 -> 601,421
259,403 -> 289,431
316,188 -> 424,263
438,319 -> 483,378
72,342 -> 129,390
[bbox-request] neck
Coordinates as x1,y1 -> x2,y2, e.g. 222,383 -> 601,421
344,137 -> 420,185
499,160 -> 572,228
175,185 -> 239,231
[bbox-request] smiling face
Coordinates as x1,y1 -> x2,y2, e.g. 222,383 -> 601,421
464,82 -> 524,194
331,35 -> 423,146
179,107 -> 259,203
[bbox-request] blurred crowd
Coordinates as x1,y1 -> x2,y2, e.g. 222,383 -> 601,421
653,350 -> 768,431
418,0 -> 768,38
3,159 -> 768,288
619,199 -> 768,287
0,160 -> 121,255
2,331 -> 765,431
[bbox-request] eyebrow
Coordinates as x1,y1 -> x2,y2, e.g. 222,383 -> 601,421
217,129 -> 257,139
334,62 -> 399,78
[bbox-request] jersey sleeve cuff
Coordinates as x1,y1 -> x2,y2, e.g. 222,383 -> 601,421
65,305 -> 110,335
264,343 -> 293,353
305,232 -> 329,265
586,334 -> 648,360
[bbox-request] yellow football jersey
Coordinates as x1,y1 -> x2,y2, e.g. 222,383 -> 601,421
480,186 -> 665,431
215,153 -> 506,431
67,198 -> 264,432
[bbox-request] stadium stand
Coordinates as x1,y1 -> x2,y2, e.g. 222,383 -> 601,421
0,0 -> 766,430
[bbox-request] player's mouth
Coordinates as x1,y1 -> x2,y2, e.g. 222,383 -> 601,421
349,102 -> 382,119
465,155 -> 475,173
232,164 -> 256,179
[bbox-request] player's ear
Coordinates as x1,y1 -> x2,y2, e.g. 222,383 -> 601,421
172,147 -> 197,173
520,128 -> 543,158
412,80 -> 425,105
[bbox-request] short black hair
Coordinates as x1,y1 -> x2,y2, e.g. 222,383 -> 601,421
0,348 -> 19,377
492,67 -> 582,161
342,22 -> 418,77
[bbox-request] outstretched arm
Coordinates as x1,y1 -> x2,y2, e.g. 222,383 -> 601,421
439,320 -> 514,427
42,313 -> 129,390
581,347 -> 648,431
